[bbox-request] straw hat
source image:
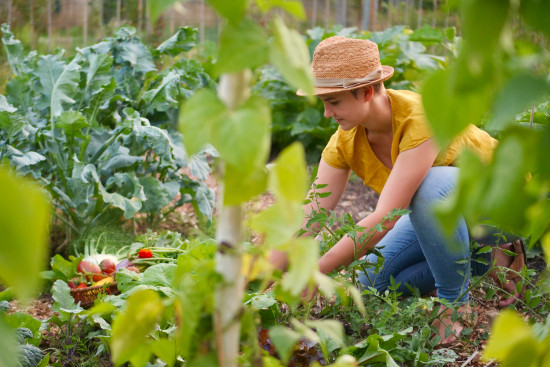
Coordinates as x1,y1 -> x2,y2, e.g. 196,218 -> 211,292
297,36 -> 394,96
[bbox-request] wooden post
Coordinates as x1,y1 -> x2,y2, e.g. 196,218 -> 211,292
169,4 -> 175,36
99,0 -> 104,40
7,0 -> 12,25
116,0 -> 121,28
404,0 -> 409,27
361,0 -> 369,31
324,0 -> 330,29
371,0 -> 377,31
83,0 -> 88,46
47,0 -> 53,52
138,0 -> 143,37
312,0 -> 317,28
417,0 -> 422,28
432,0 -> 437,27
444,0 -> 449,28
30,0 -> 35,49
200,0 -> 205,44
145,0 -> 152,41
337,0 -> 346,26
388,0 -> 393,28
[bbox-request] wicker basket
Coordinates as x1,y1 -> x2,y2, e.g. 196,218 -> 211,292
70,282 -> 120,308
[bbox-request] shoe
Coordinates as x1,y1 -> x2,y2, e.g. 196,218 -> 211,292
498,239 -> 526,308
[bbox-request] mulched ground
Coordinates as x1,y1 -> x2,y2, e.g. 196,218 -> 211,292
8,178 -> 547,367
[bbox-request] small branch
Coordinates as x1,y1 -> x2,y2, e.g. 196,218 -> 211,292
460,349 -> 478,366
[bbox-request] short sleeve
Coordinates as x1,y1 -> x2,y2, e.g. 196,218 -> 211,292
396,113 -> 432,153
321,129 -> 349,169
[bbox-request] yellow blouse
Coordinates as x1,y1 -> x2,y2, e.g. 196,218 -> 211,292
321,89 -> 498,194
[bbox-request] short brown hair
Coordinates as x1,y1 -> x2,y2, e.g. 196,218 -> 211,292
350,83 -> 382,98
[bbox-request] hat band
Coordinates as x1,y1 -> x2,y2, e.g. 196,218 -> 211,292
314,68 -> 382,89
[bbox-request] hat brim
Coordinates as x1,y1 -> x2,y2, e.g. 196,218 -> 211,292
296,65 -> 394,96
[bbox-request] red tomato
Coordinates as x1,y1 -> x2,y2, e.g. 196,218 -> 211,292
76,283 -> 88,289
100,259 -> 116,275
77,260 -> 102,281
138,248 -> 153,258
92,273 -> 107,282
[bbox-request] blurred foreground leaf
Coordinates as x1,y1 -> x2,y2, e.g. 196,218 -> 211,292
0,168 -> 49,301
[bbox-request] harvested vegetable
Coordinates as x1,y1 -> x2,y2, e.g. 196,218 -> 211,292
138,248 -> 153,258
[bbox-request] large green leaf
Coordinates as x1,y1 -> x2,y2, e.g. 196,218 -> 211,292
179,89 -> 227,156
0,320 -> 18,367
487,74 -> 550,131
482,134 -> 534,230
268,325 -> 301,364
111,289 -> 163,366
248,201 -> 303,247
268,142 -> 307,202
191,184 -> 216,220
214,19 -> 269,76
0,168 -> 49,301
180,92 -> 270,204
281,238 -> 319,296
255,0 -> 306,19
224,162 -> 268,205
56,111 -> 90,139
36,54 -> 82,122
422,68 -> 492,147
99,186 -> 143,219
520,0 -> 550,39
51,280 -> 83,314
460,0 -> 509,61
151,338 -> 177,367
83,78 -> 116,125
141,70 -> 182,114
174,252 -> 217,359
208,0 -> 248,24
67,162 -> 97,217
78,52 -> 113,109
139,177 -> 177,213
212,95 -> 270,172
1,24 -> 25,75
5,312 -> 42,346
6,74 -> 33,109
269,17 -> 314,99
156,27 -> 197,56
130,118 -> 175,162
118,41 -> 156,74
409,25 -> 445,44
483,310 -> 539,365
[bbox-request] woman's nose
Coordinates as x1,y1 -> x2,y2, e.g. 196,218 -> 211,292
324,105 -> 333,118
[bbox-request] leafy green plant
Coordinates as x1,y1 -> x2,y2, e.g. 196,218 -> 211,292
0,301 -> 46,367
0,25 -> 216,244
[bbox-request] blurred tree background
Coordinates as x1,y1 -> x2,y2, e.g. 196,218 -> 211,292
0,0 -> 463,52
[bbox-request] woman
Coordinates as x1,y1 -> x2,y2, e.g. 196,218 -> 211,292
272,36 -> 525,344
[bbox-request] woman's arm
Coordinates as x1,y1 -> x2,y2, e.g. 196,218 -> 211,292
318,138 -> 439,274
270,158 -> 351,270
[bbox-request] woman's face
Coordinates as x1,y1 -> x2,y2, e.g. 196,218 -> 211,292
320,89 -> 368,131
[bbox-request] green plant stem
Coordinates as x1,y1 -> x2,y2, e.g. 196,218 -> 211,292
89,129 -> 124,164
50,209 -> 80,235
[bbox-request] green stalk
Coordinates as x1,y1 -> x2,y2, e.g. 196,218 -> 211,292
89,129 -> 124,164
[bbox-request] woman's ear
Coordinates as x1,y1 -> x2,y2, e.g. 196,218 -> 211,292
364,86 -> 374,102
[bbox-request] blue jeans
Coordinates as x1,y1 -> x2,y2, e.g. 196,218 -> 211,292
357,166 -> 472,303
